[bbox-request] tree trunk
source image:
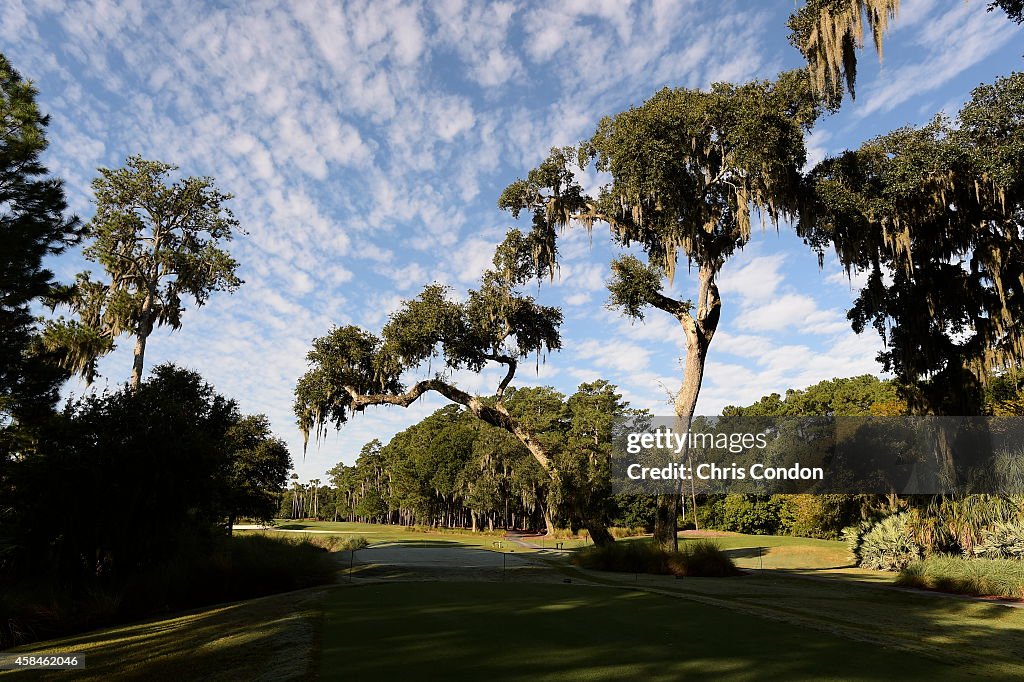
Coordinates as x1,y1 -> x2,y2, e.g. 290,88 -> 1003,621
130,329 -> 148,390
543,506 -> 556,536
129,291 -> 156,390
654,264 -> 719,553
585,520 -> 614,547
652,494 -> 679,552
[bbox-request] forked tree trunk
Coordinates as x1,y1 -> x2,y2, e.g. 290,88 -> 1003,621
652,265 -> 719,553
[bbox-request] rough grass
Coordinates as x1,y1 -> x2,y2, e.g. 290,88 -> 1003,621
2,587 -> 326,680
572,539 -> 741,577
260,520 -> 513,548
0,533 -> 337,649
896,555 -> 1024,599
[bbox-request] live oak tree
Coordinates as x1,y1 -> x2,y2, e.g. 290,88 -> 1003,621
295,231 -> 615,545
500,70 -> 830,550
0,53 -> 80,443
800,72 -> 1024,423
46,156 -> 242,389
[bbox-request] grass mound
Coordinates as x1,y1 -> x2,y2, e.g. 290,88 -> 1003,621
0,533 -> 338,648
896,555 -> 1024,599
571,539 -> 741,577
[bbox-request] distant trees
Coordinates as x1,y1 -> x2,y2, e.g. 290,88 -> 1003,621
722,375 -> 901,417
320,382 -> 632,536
46,156 -> 243,388
225,415 -> 292,529
500,70 -> 832,550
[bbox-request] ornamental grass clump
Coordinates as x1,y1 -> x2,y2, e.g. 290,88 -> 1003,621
572,540 -> 741,577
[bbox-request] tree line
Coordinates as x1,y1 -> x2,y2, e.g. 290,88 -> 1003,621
286,372 -> 1022,547
289,382 -> 633,535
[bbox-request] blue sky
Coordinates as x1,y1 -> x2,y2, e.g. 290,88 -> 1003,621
3,0 -> 1021,480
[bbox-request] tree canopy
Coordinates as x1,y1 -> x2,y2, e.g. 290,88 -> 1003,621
293,230 -> 628,543
800,72 -> 1024,414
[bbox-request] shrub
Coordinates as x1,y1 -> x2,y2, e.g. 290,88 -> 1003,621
857,512 -> 922,571
572,540 -> 740,577
572,541 -> 670,574
784,494 -> 861,540
843,519 -> 874,564
897,555 -> 1024,599
715,495 -> 787,535
669,541 -> 742,577
339,536 -> 370,552
609,526 -> 646,539
972,522 -> 1024,560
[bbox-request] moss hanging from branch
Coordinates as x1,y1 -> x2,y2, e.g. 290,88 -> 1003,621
788,0 -> 900,100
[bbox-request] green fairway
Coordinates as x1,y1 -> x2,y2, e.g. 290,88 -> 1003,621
319,582 -> 980,681
9,563 -> 1024,680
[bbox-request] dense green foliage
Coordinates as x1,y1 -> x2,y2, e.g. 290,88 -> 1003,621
0,365 -> 297,647
0,53 -> 80,458
801,73 -> 1024,416
315,382 -> 632,535
6,365 -> 291,582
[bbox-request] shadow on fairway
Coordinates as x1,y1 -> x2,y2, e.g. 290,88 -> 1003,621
320,582 -> 1018,681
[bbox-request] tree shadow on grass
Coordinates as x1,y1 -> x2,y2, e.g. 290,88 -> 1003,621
5,589 -> 326,681
320,581 -> 1024,681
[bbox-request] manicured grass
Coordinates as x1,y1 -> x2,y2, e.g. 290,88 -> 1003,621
897,555 -> 1024,599
561,563 -> 1024,675
320,582 -> 984,681
10,557 -> 1024,679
